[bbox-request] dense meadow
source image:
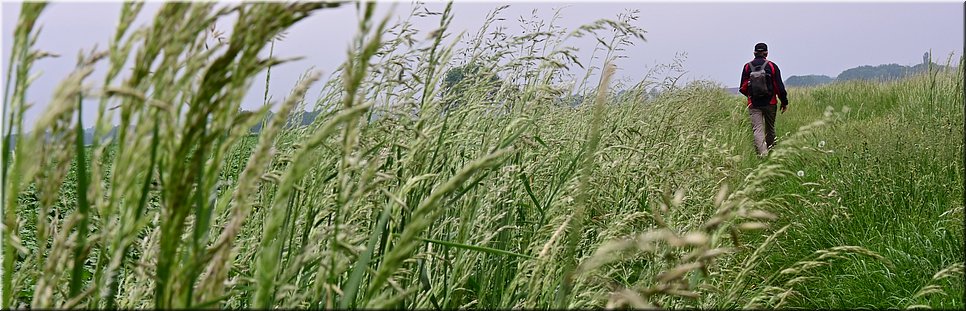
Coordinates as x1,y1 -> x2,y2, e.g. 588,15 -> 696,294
2,2 -> 962,309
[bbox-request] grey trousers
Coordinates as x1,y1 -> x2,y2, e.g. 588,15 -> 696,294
748,104 -> 777,156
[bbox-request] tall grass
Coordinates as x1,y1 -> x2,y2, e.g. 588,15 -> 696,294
1,2 -> 962,309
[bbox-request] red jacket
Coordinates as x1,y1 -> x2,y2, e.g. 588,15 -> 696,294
739,57 -> 788,107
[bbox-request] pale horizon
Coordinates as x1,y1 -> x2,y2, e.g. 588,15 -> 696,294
3,1 -> 963,127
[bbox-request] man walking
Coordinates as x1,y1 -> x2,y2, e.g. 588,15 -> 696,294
740,42 -> 789,157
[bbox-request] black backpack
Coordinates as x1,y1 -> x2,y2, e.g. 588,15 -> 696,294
748,61 -> 773,100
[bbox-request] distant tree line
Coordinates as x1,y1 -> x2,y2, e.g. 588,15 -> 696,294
247,110 -> 321,133
784,75 -> 834,87
784,51 -> 952,88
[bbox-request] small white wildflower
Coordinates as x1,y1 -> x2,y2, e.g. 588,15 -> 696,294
818,140 -> 826,148
797,170 -> 805,177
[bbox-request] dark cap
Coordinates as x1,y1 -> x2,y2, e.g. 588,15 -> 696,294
754,42 -> 768,51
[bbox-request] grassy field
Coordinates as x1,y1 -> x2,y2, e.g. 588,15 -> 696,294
2,2 -> 963,309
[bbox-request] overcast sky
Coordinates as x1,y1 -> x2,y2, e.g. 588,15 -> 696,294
2,1 -> 963,127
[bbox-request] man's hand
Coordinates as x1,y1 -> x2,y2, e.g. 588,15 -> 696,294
780,104 -> 788,114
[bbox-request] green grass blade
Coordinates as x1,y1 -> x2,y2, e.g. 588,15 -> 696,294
340,197 -> 394,309
418,236 -> 535,260
69,94 -> 91,298
519,173 -> 543,222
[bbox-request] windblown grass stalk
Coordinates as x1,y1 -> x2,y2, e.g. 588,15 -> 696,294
1,2 -> 962,309
556,61 -> 615,308
3,3 -> 49,306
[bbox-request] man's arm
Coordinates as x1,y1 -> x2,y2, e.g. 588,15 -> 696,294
772,63 -> 788,105
739,63 -> 750,96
